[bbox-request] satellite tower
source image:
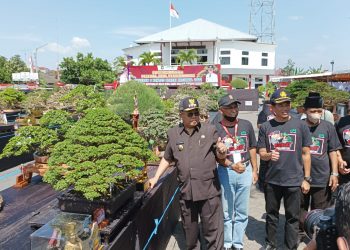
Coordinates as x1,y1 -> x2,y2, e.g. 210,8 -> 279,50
249,0 -> 275,44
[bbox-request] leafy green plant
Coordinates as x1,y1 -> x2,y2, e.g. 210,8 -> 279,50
0,110 -> 73,159
107,81 -> 164,121
139,109 -> 171,148
60,85 -> 106,115
138,52 -> 161,66
20,90 -> 51,111
230,78 -> 248,89
44,108 -> 156,200
0,88 -> 26,110
175,49 -> 198,66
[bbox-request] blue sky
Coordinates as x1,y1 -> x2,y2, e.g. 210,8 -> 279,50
1,0 -> 349,72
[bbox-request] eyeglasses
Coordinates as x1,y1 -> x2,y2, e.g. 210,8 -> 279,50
186,111 -> 200,118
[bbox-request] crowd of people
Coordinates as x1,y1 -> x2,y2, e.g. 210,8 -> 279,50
149,89 -> 350,250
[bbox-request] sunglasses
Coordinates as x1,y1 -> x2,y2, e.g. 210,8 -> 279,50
186,111 -> 200,118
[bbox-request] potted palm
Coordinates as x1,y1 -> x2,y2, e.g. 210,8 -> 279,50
43,108 -> 156,219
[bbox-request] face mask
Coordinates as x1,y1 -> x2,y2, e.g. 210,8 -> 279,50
223,115 -> 237,122
307,113 -> 321,124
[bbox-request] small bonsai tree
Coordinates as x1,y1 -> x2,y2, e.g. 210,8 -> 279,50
20,90 -> 51,112
231,78 -> 248,89
0,110 -> 72,159
0,88 -> 26,110
44,108 -> 156,200
107,81 -> 164,121
139,109 -> 172,150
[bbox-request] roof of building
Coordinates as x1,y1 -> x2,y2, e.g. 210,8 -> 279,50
135,18 -> 258,44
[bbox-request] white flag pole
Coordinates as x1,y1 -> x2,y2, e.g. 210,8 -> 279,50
169,1 -> 172,66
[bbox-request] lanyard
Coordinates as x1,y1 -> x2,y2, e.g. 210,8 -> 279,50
221,119 -> 239,142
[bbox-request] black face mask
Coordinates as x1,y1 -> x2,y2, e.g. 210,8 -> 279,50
223,115 -> 237,122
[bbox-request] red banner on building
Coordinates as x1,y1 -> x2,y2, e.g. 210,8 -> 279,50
121,65 -> 221,86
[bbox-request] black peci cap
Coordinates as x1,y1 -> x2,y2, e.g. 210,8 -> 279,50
304,92 -> 323,108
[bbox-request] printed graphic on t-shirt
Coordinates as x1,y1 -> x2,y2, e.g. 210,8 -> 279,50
268,130 -> 296,151
310,136 -> 324,155
223,135 -> 248,155
343,129 -> 350,147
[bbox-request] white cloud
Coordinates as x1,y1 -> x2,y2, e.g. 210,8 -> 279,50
288,16 -> 303,21
40,37 -> 91,54
112,26 -> 159,37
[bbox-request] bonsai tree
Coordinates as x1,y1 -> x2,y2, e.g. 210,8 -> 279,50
20,90 -> 51,111
230,78 -> 248,89
43,108 -> 156,200
0,110 -> 72,159
139,109 -> 172,150
107,81 -> 164,121
0,88 -> 26,110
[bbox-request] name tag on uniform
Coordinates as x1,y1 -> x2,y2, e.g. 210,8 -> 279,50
233,151 -> 242,163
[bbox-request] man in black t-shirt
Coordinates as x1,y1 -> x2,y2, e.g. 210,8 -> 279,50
258,89 -> 312,250
300,93 -> 342,229
336,114 -> 350,185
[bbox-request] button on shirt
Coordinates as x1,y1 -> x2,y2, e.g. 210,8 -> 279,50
163,123 -> 221,201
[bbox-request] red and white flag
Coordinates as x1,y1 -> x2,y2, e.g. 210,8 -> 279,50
170,3 -> 179,19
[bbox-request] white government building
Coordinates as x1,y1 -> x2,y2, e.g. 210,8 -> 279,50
122,18 -> 276,89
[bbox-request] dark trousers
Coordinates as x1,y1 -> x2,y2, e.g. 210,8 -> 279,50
300,186 -> 331,229
258,160 -> 268,191
179,195 -> 224,250
264,183 -> 301,250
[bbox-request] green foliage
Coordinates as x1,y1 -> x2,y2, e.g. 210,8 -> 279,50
139,109 -> 171,146
0,88 -> 26,109
112,56 -> 134,75
175,49 -> 198,66
230,78 -> 248,89
59,53 -> 115,86
60,85 -> 106,114
20,90 -> 52,111
44,108 -> 156,200
285,80 -> 350,108
138,52 -> 161,66
258,82 -> 276,98
0,55 -> 29,83
39,110 -> 74,137
107,81 -> 164,121
0,126 -> 59,158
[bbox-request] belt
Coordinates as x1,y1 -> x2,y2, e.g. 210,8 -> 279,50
242,161 -> 250,167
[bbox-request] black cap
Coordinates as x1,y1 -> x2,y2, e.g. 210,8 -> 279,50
270,89 -> 291,104
179,97 -> 199,112
304,92 -> 323,109
218,94 -> 241,107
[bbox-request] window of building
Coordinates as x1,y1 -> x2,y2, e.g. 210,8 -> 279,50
261,58 -> 268,66
197,56 -> 208,64
262,52 -> 268,57
255,77 -> 263,83
242,51 -> 249,56
220,57 -> 230,65
220,50 -> 231,55
242,57 -> 249,65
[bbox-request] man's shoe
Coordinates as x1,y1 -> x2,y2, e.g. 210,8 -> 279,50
265,245 -> 276,250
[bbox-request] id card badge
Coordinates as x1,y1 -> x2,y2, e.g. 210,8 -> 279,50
233,151 -> 242,163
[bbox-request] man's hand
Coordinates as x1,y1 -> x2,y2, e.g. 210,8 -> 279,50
231,162 -> 246,173
301,180 -> 310,194
216,137 -> 227,154
339,167 -> 350,175
329,175 -> 339,192
271,150 -> 280,161
148,177 -> 158,189
252,170 -> 258,184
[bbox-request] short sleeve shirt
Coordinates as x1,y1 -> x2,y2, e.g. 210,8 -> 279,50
163,123 -> 221,201
214,119 -> 257,164
336,116 -> 350,166
303,120 -> 342,187
257,117 -> 312,186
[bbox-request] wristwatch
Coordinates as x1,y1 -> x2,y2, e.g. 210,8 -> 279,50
304,176 -> 312,183
331,172 -> 339,177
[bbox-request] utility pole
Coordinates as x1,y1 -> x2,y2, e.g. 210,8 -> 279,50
34,43 -> 48,73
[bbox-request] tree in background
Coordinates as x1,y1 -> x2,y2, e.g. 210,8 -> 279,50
258,82 -> 276,98
281,59 -> 323,76
0,88 -> 26,110
138,52 -> 161,66
285,80 -> 350,108
175,49 -> 198,66
0,55 -> 29,83
60,53 -> 115,86
112,56 -> 135,76
231,78 -> 248,89
107,81 -> 164,121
